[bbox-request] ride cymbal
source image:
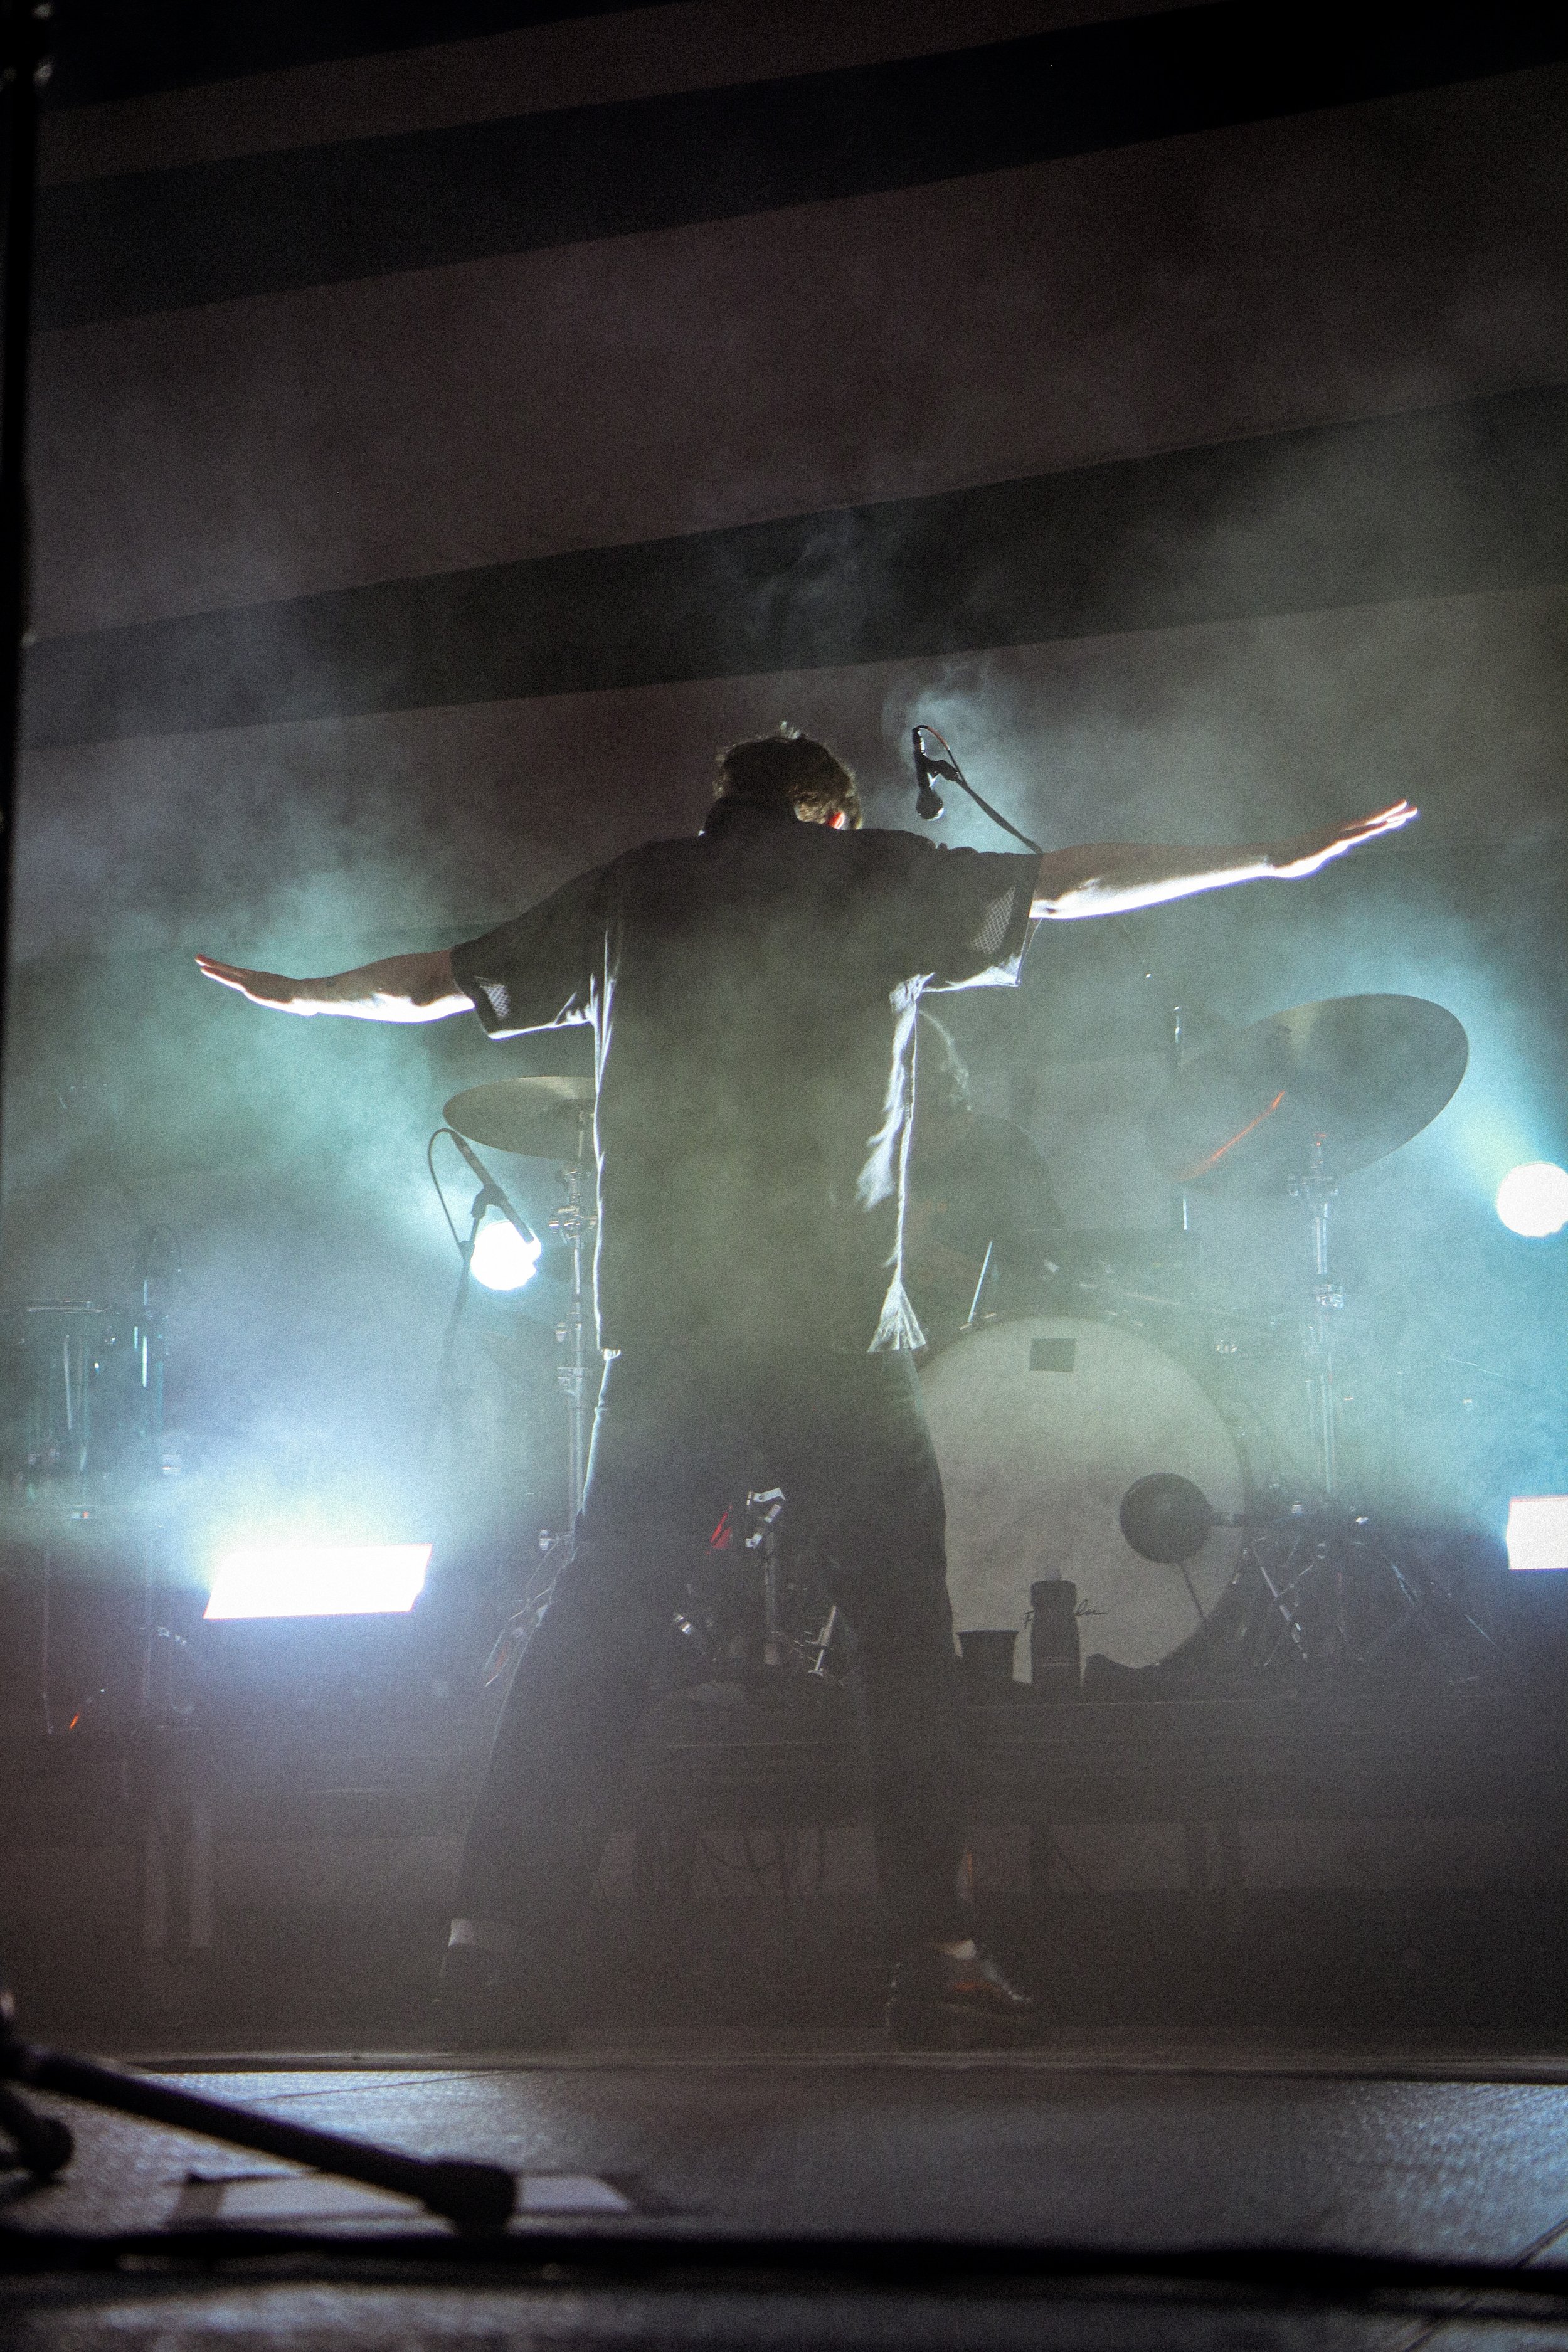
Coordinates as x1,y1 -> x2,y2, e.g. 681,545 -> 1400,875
443,1076 -> 595,1158
1145,994 -> 1467,1192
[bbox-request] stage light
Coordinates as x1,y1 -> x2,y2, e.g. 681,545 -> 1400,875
1505,1497 -> 1568,1574
1495,1162 -> 1568,1238
470,1210 -> 541,1291
204,1542 -> 433,1619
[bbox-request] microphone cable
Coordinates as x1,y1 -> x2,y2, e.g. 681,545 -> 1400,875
911,724 -> 1042,854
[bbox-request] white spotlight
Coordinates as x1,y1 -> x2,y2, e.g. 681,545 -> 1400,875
470,1211 -> 541,1292
1495,1162 -> 1568,1239
1505,1498 -> 1568,1574
205,1542 -> 432,1619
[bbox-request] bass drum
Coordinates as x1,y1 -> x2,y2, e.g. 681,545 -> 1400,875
919,1315 -> 1244,1671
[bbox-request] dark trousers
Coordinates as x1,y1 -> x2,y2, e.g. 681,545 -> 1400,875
455,1345 -> 969,1944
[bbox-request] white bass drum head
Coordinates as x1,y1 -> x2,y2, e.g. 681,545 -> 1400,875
919,1315 -> 1244,1671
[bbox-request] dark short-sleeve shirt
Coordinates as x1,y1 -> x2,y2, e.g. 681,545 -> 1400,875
451,800 -> 1037,1354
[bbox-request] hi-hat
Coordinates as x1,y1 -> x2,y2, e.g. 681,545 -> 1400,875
443,1077 -> 594,1158
1146,994 -> 1467,1192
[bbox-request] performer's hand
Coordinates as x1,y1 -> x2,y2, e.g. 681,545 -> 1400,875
195,954 -> 315,1012
1269,800 -> 1417,879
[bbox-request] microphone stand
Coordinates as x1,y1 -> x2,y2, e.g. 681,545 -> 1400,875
0,1966 -> 515,2225
425,1131 -> 541,1466
442,1129 -> 539,1258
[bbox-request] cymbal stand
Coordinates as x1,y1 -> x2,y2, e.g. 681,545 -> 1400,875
1225,1136 -> 1504,1685
1292,1131 -> 1342,1501
549,1109 -> 596,1523
1228,1138 -> 1374,1670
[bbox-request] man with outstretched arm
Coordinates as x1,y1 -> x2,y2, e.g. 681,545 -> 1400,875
199,732 -> 1412,2046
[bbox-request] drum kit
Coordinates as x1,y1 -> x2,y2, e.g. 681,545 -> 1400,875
442,991 -> 1490,1693
931,992 -> 1491,1689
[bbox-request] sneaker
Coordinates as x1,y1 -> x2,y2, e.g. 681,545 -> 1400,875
886,1944 -> 1037,2049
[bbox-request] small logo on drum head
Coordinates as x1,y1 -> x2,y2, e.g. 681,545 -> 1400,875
1029,1338 -> 1076,1372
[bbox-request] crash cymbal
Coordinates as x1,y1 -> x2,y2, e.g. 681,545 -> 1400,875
1146,994 -> 1467,1193
444,1077 -> 595,1158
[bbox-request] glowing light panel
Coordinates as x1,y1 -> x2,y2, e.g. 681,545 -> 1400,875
471,1214 -> 542,1291
1495,1162 -> 1568,1238
204,1542 -> 432,1619
1505,1497 -> 1568,1574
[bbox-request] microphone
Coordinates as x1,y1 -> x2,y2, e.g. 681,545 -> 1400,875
445,1130 -> 539,1248
909,723 -> 1044,856
911,725 -> 958,822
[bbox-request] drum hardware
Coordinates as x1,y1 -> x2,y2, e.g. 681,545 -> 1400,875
1292,1131 -> 1342,1500
0,1301 -> 168,1502
666,1486 -> 845,1691
963,1239 -> 997,1328
807,1602 -> 840,1678
1052,1229 -> 1202,1277
1119,1471 -> 1241,1560
746,1486 -> 788,1669
547,1136 -> 596,1526
735,1485 -> 845,1685
480,1532 -> 569,1691
1118,1470 -> 1244,1638
1168,999 -> 1191,1237
1236,1500 -> 1500,1685
1066,1273 -> 1280,1329
1043,1223 -> 1285,1361
443,1078 -> 598,1525
1115,1470 -> 1505,1685
1132,993 -> 1499,1685
1028,1578 -> 1081,1699
669,1507 -> 844,1685
0,1236 -> 179,1729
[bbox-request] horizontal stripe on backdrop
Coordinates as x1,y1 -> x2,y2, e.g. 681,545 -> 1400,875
48,1 -> 693,109
25,387 -> 1565,747
36,1 -> 1567,327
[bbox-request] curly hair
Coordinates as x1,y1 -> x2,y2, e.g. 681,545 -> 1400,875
713,724 -> 863,829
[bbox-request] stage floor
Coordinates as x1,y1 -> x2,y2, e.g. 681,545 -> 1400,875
5,2035 -> 1566,2349
9,2033 -> 1568,2251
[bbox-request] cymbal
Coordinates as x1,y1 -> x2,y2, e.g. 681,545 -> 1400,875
444,1077 -> 595,1158
1145,994 -> 1467,1193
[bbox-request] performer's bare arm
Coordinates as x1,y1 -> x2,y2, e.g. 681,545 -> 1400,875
194,948 -> 469,1020
1030,800 -> 1417,920
196,802 -> 1417,1010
